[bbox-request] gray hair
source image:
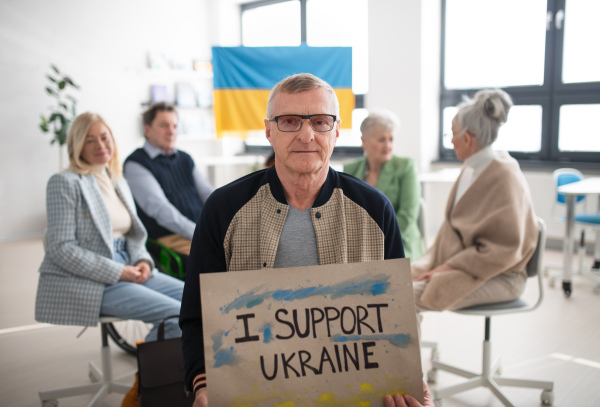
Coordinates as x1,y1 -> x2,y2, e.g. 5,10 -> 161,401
266,73 -> 340,119
454,89 -> 513,148
360,109 -> 401,138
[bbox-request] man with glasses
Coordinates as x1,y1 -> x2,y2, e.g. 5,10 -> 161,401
180,73 -> 433,407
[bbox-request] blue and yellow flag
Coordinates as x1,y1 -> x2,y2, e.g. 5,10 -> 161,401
212,45 -> 353,138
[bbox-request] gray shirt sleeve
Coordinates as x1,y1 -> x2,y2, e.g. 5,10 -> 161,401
192,165 -> 215,203
123,161 -> 196,240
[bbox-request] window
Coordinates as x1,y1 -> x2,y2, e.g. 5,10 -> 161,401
241,0 -> 367,152
440,0 -> 600,166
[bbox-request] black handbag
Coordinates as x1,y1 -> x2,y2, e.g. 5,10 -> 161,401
137,315 -> 194,407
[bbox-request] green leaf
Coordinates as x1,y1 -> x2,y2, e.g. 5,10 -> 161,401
40,115 -> 48,125
58,81 -> 66,90
49,112 -> 63,123
50,138 -> 56,144
66,95 -> 77,103
72,104 -> 77,116
51,65 -> 60,74
57,125 -> 68,145
40,123 -> 49,132
45,87 -> 57,96
46,74 -> 57,83
64,77 -> 79,89
59,103 -> 68,111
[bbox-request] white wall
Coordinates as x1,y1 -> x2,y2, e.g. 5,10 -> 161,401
0,0 -> 597,246
0,0 -> 212,239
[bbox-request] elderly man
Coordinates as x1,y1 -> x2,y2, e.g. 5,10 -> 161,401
180,73 -> 433,407
124,102 -> 214,271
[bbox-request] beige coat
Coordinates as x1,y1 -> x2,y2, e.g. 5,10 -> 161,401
412,152 -> 538,311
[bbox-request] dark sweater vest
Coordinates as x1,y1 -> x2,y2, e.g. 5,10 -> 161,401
125,148 -> 203,239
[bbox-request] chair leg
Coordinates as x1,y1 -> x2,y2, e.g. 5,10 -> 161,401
593,231 -> 600,269
494,376 -> 554,391
39,323 -> 134,407
487,378 -> 516,407
427,323 -> 554,406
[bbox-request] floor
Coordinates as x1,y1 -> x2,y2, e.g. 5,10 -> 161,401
1,237 -> 599,407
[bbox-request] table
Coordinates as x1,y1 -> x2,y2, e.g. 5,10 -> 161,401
556,177 -> 600,297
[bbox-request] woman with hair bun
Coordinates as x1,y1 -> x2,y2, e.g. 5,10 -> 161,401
411,89 -> 538,313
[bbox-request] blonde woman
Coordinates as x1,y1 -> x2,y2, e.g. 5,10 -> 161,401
35,112 -> 184,341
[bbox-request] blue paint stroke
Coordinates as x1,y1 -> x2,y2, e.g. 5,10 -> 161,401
221,274 -> 391,314
211,330 -> 225,352
259,322 -> 274,343
214,346 -> 240,368
330,333 -> 412,348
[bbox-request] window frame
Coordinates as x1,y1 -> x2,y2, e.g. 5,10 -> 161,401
439,0 -> 600,168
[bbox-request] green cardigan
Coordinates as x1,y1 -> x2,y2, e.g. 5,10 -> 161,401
343,156 -> 422,260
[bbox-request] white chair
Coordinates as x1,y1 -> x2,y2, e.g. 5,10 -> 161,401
39,316 -> 135,407
545,168 -> 600,296
426,218 -> 554,406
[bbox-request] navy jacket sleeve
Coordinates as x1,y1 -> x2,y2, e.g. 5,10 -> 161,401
179,188 -> 227,393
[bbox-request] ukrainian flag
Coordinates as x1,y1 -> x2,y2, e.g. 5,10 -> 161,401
212,45 -> 353,138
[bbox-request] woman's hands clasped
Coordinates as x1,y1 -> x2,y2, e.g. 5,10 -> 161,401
119,260 -> 152,284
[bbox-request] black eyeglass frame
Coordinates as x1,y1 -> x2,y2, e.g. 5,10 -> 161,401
269,114 -> 338,132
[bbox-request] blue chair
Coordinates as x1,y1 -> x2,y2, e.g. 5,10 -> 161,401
546,169 -> 600,296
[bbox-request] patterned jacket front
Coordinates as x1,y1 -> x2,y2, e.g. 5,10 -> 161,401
35,170 -> 153,327
180,166 -> 405,393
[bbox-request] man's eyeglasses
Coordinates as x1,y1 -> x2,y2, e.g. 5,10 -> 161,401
269,114 -> 337,132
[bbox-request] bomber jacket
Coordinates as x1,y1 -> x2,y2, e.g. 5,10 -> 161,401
179,166 -> 405,394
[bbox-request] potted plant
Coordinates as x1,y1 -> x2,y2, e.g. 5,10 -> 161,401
39,64 -> 79,169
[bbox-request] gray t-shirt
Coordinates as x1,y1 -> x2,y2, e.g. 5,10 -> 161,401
273,204 -> 319,268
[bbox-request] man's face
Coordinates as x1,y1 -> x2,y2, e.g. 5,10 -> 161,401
265,88 -> 340,178
144,111 -> 178,153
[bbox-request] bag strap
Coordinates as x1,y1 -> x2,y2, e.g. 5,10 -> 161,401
157,314 -> 180,341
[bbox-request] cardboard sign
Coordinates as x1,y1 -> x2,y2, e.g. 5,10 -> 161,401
200,258 -> 423,406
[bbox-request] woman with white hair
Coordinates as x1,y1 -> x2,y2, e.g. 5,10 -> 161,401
411,89 -> 538,312
343,109 -> 422,260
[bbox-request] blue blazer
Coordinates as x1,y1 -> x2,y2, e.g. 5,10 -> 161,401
35,170 -> 154,326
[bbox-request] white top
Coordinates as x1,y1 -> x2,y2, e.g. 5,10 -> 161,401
454,146 -> 497,207
92,166 -> 132,238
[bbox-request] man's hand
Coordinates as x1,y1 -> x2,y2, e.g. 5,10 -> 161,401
384,380 -> 435,407
414,263 -> 453,283
193,388 -> 207,407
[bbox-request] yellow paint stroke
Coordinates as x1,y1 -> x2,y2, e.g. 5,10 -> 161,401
360,383 -> 373,392
225,375 -> 415,407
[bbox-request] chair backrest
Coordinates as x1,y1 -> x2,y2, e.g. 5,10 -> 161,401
526,217 -> 547,278
553,168 -> 585,204
417,197 -> 428,253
